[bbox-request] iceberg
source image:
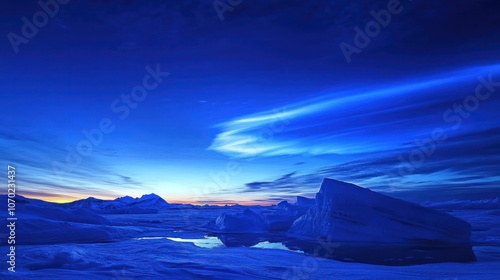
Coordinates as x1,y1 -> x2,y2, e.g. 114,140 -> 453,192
209,203 -> 308,233
288,179 -> 476,264
267,201 -> 310,232
265,212 -> 302,232
296,196 -> 315,207
289,179 -> 473,245
275,200 -> 292,210
209,209 -> 266,233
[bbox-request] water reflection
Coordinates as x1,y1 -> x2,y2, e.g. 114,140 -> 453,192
214,234 -> 262,247
212,233 -> 303,253
283,239 -> 477,265
138,234 -> 476,265
210,233 -> 476,265
252,241 -> 304,253
166,236 -> 224,249
135,236 -> 224,248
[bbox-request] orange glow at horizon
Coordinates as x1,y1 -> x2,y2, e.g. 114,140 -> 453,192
168,199 -> 275,206
26,193 -> 119,204
23,194 -> 276,206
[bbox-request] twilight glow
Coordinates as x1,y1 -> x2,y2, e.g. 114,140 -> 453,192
1,1 -> 500,205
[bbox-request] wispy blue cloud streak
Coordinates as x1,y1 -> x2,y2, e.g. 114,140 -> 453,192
209,64 -> 500,158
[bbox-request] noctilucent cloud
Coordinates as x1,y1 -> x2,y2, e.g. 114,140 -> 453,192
1,1 -> 500,204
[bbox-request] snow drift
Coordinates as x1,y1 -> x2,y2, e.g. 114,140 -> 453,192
0,195 -> 117,245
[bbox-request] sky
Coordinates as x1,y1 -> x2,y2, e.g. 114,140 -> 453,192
1,0 -> 500,204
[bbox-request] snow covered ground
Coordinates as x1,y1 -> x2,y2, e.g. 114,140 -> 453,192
1,189 -> 499,279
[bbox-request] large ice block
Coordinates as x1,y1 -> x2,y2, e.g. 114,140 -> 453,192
289,178 -> 472,245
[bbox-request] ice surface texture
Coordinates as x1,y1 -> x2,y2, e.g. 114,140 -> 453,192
211,209 -> 267,233
289,178 -> 473,246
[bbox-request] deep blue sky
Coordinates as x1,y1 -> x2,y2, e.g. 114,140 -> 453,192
1,0 -> 500,204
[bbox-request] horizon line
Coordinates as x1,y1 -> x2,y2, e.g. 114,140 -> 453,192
0,193 -> 287,207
